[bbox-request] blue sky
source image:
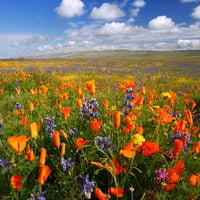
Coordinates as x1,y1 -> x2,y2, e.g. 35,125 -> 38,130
0,0 -> 200,58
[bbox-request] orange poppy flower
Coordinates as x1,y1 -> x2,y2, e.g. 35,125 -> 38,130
29,122 -> 40,138
118,80 -> 136,89
14,108 -> 25,115
141,86 -> 146,96
7,135 -> 28,155
174,119 -> 187,132
125,113 -> 136,130
190,100 -> 197,110
119,142 -> 136,158
25,144 -> 35,161
60,129 -> 68,139
29,88 -> 35,95
173,160 -> 186,174
184,110 -> 193,126
75,138 -> 89,149
167,168 -> 181,183
90,119 -> 103,134
35,99 -> 40,106
90,161 -> 104,167
136,126 -> 144,134
113,111 -> 121,128
188,174 -> 200,186
136,95 -> 144,106
191,126 -> 199,135
37,165 -> 51,185
52,130 -> 60,148
162,183 -> 176,191
85,80 -> 96,95
139,141 -> 160,156
94,188 -> 108,200
29,102 -> 34,112
15,87 -> 21,95
40,85 -> 48,93
192,142 -> 200,154
103,99 -> 109,110
172,139 -> 184,157
59,92 -> 68,100
61,107 -> 72,119
75,98 -> 82,108
91,159 -> 126,176
10,175 -> 23,190
147,93 -> 156,106
60,143 -> 66,156
152,108 -> 174,124
104,158 -> 126,175
21,115 -> 28,126
108,187 -> 124,197
38,148 -> 47,166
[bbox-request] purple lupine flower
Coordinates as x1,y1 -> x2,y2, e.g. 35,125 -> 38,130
167,110 -> 181,118
60,157 -> 74,171
27,191 -> 46,200
126,87 -> 134,93
136,82 -> 142,88
15,79 -> 20,88
122,109 -> 130,116
14,102 -> 23,110
69,127 -> 78,137
155,169 -> 168,184
81,98 -> 99,122
95,136 -> 115,152
124,93 -> 135,100
0,157 -> 12,170
194,113 -> 200,123
45,116 -> 56,137
123,101 -> 133,108
78,174 -> 95,199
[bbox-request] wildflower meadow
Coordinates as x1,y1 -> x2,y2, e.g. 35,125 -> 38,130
0,51 -> 200,200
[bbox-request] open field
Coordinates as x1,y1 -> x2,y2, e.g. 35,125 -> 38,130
0,51 -> 200,200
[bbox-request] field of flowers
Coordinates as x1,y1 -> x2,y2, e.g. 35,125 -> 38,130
0,53 -> 200,200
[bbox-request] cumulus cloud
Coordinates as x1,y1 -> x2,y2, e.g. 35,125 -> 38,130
90,3 -> 125,20
55,0 -> 84,18
148,16 -> 177,30
131,0 -> 146,18
191,5 -> 200,19
98,22 -> 133,36
38,44 -> 53,51
132,0 -> 146,8
131,8 -> 140,17
180,0 -> 199,3
177,39 -> 200,48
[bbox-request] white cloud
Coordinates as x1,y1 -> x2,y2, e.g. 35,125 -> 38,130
21,34 -> 55,44
90,3 -> 125,20
180,0 -> 199,3
132,0 -> 146,8
121,0 -> 129,7
98,22 -> 133,36
131,8 -> 140,17
191,5 -> 200,19
148,16 -> 176,30
68,41 -> 76,46
177,39 -> 200,48
38,44 -> 53,51
55,0 -> 84,18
